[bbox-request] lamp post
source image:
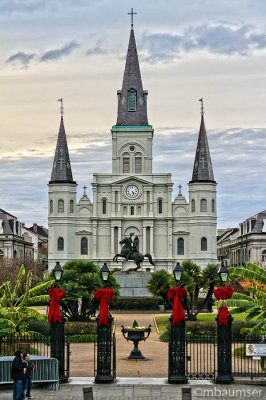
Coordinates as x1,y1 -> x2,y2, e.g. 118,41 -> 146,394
216,260 -> 233,384
168,262 -> 187,384
50,262 -> 67,383
95,263 -> 114,384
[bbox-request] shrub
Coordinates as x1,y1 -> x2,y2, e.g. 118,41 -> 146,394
186,321 -> 216,335
27,321 -> 50,336
65,321 -> 97,336
234,346 -> 245,357
110,297 -> 160,311
231,321 -> 258,337
69,334 -> 97,343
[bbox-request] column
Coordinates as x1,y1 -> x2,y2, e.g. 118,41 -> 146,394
92,221 -> 97,258
150,226 -> 154,257
142,226 -> 146,254
111,226 -> 114,255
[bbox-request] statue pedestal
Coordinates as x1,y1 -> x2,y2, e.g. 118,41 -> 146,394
114,271 -> 152,297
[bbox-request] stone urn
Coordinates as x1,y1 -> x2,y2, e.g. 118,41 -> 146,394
121,325 -> 151,359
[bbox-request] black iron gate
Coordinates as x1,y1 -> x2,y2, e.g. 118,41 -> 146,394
94,332 -> 116,380
186,334 -> 216,380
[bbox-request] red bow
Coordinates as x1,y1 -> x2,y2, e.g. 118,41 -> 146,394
167,286 -> 186,325
213,286 -> 234,326
94,288 -> 114,326
48,287 -> 66,325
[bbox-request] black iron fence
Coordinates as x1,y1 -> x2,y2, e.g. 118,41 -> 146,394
186,334 -> 216,380
232,336 -> 266,378
94,332 -> 116,380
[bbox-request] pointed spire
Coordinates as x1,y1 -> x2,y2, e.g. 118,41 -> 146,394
191,100 -> 215,183
116,26 -> 148,126
49,116 -> 75,184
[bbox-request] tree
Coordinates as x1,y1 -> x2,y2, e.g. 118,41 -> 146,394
223,263 -> 266,336
0,265 -> 54,337
147,262 -> 221,320
53,260 -> 120,320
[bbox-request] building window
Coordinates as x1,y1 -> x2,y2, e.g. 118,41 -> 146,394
123,156 -> 130,173
114,227 -> 118,254
191,199 -> 195,212
241,224 -> 243,235
70,200 -> 74,213
135,155 -> 142,173
50,200 -> 53,213
137,206 -> 141,215
0,250 -> 3,259
200,199 -> 207,212
13,250 -> 17,258
102,199 -> 107,215
212,199 -> 215,213
201,237 -> 207,251
146,227 -> 150,253
158,199 -> 163,214
123,206 -> 127,216
128,88 -> 136,111
177,238 -> 184,255
81,237 -> 88,255
58,199 -> 64,213
58,237 -> 64,251
130,206 -> 134,215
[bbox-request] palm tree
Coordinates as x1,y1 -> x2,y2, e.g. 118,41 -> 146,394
223,263 -> 266,336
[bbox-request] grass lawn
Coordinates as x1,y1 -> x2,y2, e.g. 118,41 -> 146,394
155,313 -> 247,334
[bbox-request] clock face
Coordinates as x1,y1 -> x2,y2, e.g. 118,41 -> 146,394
126,185 -> 139,198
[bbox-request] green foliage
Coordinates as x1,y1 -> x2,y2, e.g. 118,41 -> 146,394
69,334 -> 97,343
132,320 -> 138,328
110,297 -> 161,311
48,260 -> 120,321
234,346 -> 245,357
0,265 -> 54,337
65,321 -> 97,335
223,263 -> 266,336
27,321 -> 51,336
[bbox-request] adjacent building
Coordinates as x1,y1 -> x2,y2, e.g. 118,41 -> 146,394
48,24 -> 217,271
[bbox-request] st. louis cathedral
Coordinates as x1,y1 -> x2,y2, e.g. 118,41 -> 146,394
48,24 -> 217,272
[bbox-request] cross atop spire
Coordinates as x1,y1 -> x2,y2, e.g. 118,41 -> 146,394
178,184 -> 182,196
58,98 -> 64,117
199,98 -> 204,116
128,8 -> 137,28
83,185 -> 87,196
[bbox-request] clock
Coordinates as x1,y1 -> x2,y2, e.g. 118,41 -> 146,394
126,185 -> 139,198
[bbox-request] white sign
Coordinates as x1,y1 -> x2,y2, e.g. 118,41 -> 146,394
246,344 -> 266,356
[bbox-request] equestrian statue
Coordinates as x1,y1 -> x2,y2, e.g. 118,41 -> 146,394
113,232 -> 155,272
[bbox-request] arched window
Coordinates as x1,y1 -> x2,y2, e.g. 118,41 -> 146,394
58,199 -> 64,213
130,206 -> 134,215
128,88 -> 137,111
177,238 -> 184,255
123,155 -> 130,173
158,199 -> 163,214
81,237 -> 88,255
200,199 -> 207,212
123,206 -> 127,216
70,200 -> 74,213
50,200 -> 53,213
58,237 -> 64,251
102,199 -> 107,214
191,199 -> 195,213
135,154 -> 142,173
212,199 -> 215,213
13,250 -> 17,258
137,206 -> 141,215
201,237 -> 207,251
0,250 -> 3,259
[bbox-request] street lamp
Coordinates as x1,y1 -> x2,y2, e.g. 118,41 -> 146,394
173,262 -> 183,283
218,260 -> 229,285
100,262 -> 110,282
53,261 -> 63,282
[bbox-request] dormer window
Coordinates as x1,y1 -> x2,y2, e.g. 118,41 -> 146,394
128,89 -> 136,111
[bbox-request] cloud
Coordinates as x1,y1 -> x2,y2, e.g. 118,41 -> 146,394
139,24 -> 266,63
86,42 -> 106,57
6,51 -> 35,68
40,41 -> 80,62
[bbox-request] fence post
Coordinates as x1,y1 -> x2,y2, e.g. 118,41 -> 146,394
168,317 -> 187,384
216,312 -> 233,383
50,310 -> 67,383
95,316 -> 114,383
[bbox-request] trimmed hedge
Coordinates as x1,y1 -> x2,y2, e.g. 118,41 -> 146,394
110,297 -> 161,311
65,321 -> 97,336
27,321 -> 50,336
69,334 -> 97,343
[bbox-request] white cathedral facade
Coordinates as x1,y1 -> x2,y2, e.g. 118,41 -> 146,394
48,27 -> 217,272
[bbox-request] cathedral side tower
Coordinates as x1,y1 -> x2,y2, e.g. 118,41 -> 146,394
188,104 -> 217,266
48,114 -> 77,270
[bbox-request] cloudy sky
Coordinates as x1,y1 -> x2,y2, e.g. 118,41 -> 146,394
1,0 -> 266,229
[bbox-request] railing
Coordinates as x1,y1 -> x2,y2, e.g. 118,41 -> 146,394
0,333 -> 50,358
186,333 -> 216,380
94,333 -> 116,380
232,336 -> 266,378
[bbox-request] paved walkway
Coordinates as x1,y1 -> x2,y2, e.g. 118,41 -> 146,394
70,313 -> 168,377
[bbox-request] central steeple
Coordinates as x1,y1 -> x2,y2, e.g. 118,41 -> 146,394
116,24 -> 148,126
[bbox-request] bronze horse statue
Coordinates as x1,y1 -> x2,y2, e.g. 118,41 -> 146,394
113,233 -> 155,271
